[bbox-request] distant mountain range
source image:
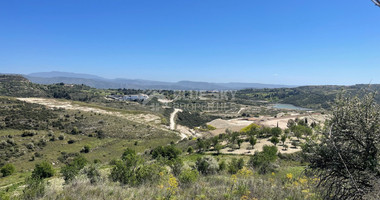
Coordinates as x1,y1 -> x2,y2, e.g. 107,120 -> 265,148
21,71 -> 295,90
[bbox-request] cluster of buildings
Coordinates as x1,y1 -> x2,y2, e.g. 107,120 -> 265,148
107,94 -> 149,101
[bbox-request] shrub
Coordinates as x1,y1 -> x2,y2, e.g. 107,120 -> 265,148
248,145 -> 278,174
121,148 -> 141,167
1,163 -> 15,177
228,158 -> 244,174
67,139 -> 76,144
110,157 -> 162,186
179,169 -> 199,185
37,139 -> 47,147
58,134 -> 65,140
71,126 -> 79,135
151,145 -> 181,160
306,93 -> 380,199
219,160 -> 227,172
61,155 -> 88,182
168,158 -> 183,176
26,142 -> 35,150
22,177 -> 45,200
81,164 -> 101,184
21,131 -> 36,137
196,156 -> 218,175
187,146 -> 194,154
96,130 -> 106,139
32,161 -> 55,179
80,145 -> 91,153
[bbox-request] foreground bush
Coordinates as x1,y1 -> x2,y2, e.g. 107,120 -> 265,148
179,169 -> 199,185
22,177 -> 46,200
227,158 -> 244,174
306,93 -> 380,199
195,156 -> 218,175
1,163 -> 15,177
110,148 -> 164,186
31,161 -> 55,179
151,145 -> 182,160
61,155 -> 88,182
248,145 -> 278,174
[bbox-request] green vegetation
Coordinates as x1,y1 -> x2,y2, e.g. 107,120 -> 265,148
248,145 -> 278,174
31,161 -> 55,179
2,76 -> 380,199
177,111 -> 218,128
305,93 -> 380,199
1,163 -> 15,177
61,155 -> 88,182
237,85 -> 380,109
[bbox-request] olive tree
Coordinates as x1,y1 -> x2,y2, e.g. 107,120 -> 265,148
305,93 -> 380,199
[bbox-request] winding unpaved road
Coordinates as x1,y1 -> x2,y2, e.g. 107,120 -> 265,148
170,108 -> 182,130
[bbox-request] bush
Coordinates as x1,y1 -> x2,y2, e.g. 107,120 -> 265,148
228,158 -> 244,174
58,134 -> 65,140
168,158 -> 183,176
67,139 -> 76,144
21,131 -> 36,137
151,145 -> 182,160
61,155 -> 88,182
306,93 -> 380,199
187,146 -> 194,154
80,145 -> 91,153
121,148 -> 141,167
26,142 -> 35,150
32,161 -> 55,179
110,157 -> 163,186
96,130 -> 106,139
248,145 -> 278,174
81,164 -> 101,184
1,163 -> 15,177
71,126 -> 79,135
219,160 -> 227,172
179,169 -> 199,185
196,156 -> 218,175
22,177 -> 45,200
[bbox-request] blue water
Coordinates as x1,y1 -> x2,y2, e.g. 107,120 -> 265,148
272,103 -> 311,111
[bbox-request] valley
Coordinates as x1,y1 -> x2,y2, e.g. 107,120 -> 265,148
0,75 -> 378,199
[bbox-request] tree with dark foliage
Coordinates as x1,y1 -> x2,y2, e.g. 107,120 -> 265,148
304,93 -> 380,199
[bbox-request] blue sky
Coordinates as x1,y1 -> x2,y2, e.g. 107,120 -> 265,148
0,0 -> 379,85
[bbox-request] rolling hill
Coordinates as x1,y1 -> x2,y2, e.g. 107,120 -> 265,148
24,71 -> 294,90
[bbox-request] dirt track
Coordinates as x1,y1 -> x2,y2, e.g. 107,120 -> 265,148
17,98 -> 161,125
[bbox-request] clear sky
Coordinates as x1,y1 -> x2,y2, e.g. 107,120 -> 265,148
0,0 -> 379,85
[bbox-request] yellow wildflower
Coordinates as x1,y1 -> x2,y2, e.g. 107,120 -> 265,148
286,173 -> 293,180
231,174 -> 237,183
237,167 -> 253,178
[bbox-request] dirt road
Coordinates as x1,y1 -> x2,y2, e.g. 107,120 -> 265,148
170,108 -> 183,130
